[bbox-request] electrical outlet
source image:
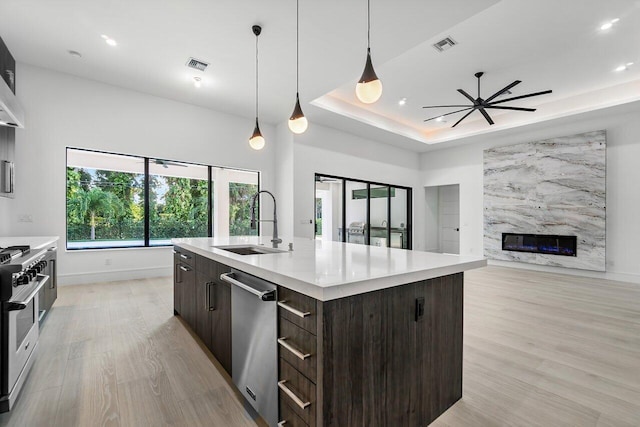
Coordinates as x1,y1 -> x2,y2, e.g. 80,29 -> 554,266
18,214 -> 33,223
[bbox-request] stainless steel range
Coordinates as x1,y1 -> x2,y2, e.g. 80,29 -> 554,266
0,246 -> 49,412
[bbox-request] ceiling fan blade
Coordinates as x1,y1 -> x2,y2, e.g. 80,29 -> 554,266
484,80 -> 522,103
489,90 -> 552,105
452,109 -> 476,128
457,89 -> 476,103
479,107 -> 494,125
423,107 -> 472,122
422,105 -> 471,109
485,106 -> 537,112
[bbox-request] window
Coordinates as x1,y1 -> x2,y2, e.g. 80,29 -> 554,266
148,160 -> 209,246
314,174 -> 412,249
67,151 -> 145,248
66,148 -> 259,250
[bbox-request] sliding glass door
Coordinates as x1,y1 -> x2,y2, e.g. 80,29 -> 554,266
314,174 -> 412,249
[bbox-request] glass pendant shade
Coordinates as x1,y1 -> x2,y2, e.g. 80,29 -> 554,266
249,119 -> 265,150
356,48 -> 382,104
288,94 -> 308,134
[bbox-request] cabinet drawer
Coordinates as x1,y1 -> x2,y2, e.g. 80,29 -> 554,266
278,318 -> 317,383
196,254 -> 217,277
278,287 -> 317,334
279,400 -> 309,427
173,247 -> 195,268
279,359 -> 316,426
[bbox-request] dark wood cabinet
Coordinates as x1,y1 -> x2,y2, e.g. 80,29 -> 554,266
278,273 -> 464,427
0,36 -> 16,93
210,278 -> 231,373
173,246 -> 232,375
173,247 -> 196,329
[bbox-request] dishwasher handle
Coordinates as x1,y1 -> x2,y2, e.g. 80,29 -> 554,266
220,272 -> 276,302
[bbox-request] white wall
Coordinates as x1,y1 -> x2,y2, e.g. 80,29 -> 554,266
274,122 -> 294,238
0,198 -> 9,235
420,101 -> 640,283
277,123 -> 426,251
8,64 -> 276,285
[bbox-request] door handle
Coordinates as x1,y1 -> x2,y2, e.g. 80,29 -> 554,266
455,228 -> 460,231
278,380 -> 311,409
220,272 -> 275,301
278,337 -> 311,360
277,301 -> 310,318
206,281 -> 216,311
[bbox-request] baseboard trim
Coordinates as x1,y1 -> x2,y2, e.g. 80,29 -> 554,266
488,260 -> 640,285
58,266 -> 172,286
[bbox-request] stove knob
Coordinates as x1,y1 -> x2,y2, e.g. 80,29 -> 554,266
27,269 -> 37,279
17,275 -> 30,286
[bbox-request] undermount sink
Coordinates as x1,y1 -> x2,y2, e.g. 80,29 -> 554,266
213,245 -> 287,255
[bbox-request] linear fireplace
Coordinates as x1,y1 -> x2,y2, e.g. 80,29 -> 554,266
502,233 -> 577,257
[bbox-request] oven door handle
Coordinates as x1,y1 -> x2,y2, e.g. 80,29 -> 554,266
5,274 -> 49,311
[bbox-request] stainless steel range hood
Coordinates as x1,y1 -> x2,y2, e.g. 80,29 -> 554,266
0,78 -> 24,129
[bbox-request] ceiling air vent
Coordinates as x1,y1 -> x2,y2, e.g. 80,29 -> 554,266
186,57 -> 209,72
432,37 -> 457,52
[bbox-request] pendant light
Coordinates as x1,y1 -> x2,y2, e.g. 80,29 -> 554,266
355,0 -> 382,104
288,0 -> 308,134
249,25 -> 266,150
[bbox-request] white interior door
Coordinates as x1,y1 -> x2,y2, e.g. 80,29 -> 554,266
439,185 -> 460,254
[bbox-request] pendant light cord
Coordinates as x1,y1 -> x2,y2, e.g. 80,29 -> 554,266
367,0 -> 370,50
255,33 -> 259,119
296,0 -> 299,93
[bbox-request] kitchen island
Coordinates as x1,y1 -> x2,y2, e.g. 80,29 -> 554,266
172,236 -> 486,427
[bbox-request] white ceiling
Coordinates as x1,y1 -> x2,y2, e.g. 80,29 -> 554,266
1,0 -> 639,152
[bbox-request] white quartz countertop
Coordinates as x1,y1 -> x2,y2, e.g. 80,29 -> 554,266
173,236 -> 486,301
0,236 -> 59,251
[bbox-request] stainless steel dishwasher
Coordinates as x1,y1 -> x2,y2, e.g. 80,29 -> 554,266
220,270 -> 278,427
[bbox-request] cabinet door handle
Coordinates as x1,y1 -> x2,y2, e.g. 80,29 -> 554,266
180,253 -> 191,260
207,282 -> 216,311
277,422 -> 287,427
278,380 -> 310,409
50,260 -> 56,289
278,337 -> 311,360
277,301 -> 310,318
179,265 -> 191,272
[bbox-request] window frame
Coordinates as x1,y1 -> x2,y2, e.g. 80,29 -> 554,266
65,147 -> 260,250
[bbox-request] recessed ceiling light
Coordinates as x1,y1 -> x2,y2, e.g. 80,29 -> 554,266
398,98 -> 407,106
101,34 -> 117,46
615,63 -> 633,72
67,50 -> 82,58
193,77 -> 202,88
600,18 -> 620,31
435,116 -> 447,123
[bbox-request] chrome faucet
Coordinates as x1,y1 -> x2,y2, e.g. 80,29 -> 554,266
381,220 -> 388,227
250,190 -> 282,248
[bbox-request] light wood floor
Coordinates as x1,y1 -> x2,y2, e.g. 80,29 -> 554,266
1,266 -> 639,426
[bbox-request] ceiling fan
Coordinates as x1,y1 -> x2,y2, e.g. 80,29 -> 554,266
422,72 -> 552,128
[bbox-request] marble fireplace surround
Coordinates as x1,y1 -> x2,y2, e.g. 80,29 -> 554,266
484,130 -> 606,271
